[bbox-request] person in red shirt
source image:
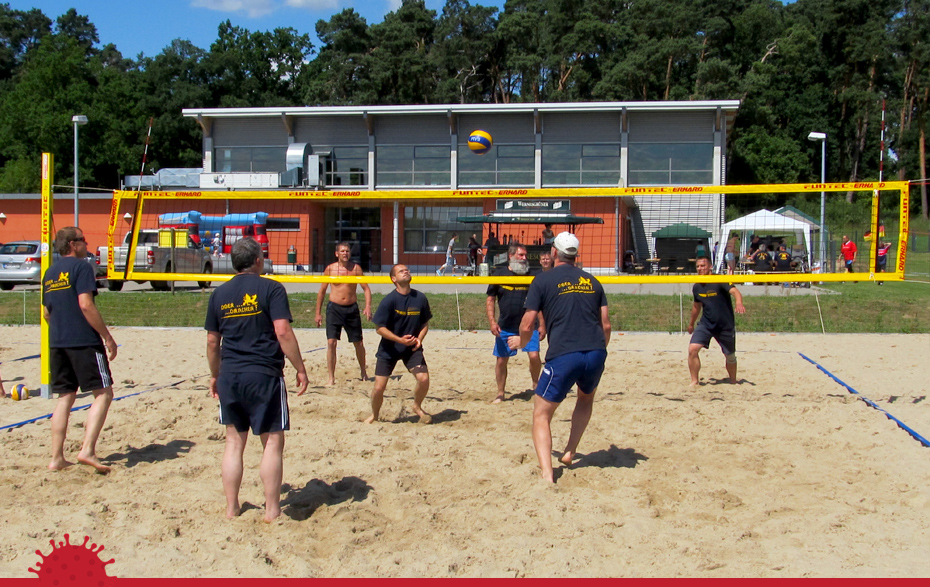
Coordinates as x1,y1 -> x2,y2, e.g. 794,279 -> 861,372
840,235 -> 857,273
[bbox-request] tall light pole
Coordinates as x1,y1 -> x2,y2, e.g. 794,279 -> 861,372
72,114 -> 88,226
807,131 -> 827,269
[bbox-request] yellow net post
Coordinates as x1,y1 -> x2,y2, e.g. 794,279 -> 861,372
39,153 -> 53,399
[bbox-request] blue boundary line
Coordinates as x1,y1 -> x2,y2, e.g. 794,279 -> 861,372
0,379 -> 186,432
798,352 -> 929,448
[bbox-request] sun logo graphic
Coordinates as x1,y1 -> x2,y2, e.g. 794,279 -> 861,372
58,272 -> 69,281
578,277 -> 591,287
29,533 -> 115,585
243,293 -> 258,306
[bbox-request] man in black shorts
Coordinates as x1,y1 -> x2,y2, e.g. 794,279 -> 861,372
513,232 -> 611,483
43,227 -> 118,474
314,241 -> 372,385
206,238 -> 308,522
687,256 -> 747,386
366,264 -> 432,424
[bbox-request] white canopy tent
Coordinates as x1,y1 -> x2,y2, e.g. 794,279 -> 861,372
716,209 -> 813,273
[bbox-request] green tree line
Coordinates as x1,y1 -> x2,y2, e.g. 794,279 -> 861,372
0,0 -> 927,218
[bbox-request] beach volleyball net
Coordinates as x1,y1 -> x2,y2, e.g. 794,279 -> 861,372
102,181 -> 910,286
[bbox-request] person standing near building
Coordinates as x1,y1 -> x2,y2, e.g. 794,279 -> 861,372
840,235 -> 857,273
486,244 -> 544,404
437,233 -> 459,276
467,234 -> 481,271
876,241 -> 892,285
541,223 -> 555,245
212,232 -> 223,258
539,251 -> 553,272
687,256 -> 746,386
725,233 -> 739,275
367,264 -> 433,424
315,242 -> 372,385
512,233 -> 610,483
43,227 -> 118,473
205,238 -> 309,522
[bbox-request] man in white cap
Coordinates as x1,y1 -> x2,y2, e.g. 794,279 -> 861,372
510,232 -> 611,483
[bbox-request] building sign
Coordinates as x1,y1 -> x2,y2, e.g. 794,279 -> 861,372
496,199 -> 571,212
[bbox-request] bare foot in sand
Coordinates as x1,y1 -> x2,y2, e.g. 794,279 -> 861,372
413,407 -> 432,424
77,453 -> 111,474
491,393 -> 504,404
360,369 -> 369,381
689,380 -> 700,387
325,379 -> 336,386
559,451 -> 575,468
540,471 -> 555,483
364,414 -> 378,424
226,505 -> 241,519
263,506 -> 281,523
48,458 -> 74,471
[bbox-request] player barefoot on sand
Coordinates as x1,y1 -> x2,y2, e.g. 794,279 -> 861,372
687,256 -> 746,386
365,264 -> 432,425
315,242 -> 372,385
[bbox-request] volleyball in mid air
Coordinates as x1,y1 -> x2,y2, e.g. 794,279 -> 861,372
468,130 -> 493,155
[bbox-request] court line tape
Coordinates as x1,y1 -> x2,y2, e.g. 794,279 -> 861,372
0,378 -> 187,432
798,353 -> 929,448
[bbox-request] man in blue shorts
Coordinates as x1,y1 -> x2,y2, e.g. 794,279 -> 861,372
687,256 -> 747,386
486,243 -> 544,403
367,264 -> 433,424
205,238 -> 308,522
43,226 -> 118,474
512,232 -> 611,483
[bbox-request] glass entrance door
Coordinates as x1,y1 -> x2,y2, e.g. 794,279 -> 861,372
324,207 -> 382,272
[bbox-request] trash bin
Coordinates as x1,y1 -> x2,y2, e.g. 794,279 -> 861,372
287,246 -> 297,265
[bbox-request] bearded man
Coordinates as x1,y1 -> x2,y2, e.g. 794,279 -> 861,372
485,243 -> 545,403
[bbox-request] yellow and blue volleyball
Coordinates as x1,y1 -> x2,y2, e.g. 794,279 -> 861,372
468,130 -> 493,155
11,384 -> 28,401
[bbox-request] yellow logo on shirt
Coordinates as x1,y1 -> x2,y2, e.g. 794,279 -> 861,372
219,292 -> 261,318
557,276 -> 596,295
44,272 -> 72,293
394,308 -> 421,316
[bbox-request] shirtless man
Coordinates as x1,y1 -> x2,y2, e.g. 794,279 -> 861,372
315,242 -> 372,385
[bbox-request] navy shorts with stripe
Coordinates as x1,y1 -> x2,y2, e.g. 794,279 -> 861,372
50,346 -> 113,394
217,371 -> 289,435
535,349 -> 608,403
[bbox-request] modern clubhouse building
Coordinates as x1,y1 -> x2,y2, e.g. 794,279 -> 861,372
0,101 -> 739,273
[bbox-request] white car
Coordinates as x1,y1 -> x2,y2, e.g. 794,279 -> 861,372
0,241 -> 101,290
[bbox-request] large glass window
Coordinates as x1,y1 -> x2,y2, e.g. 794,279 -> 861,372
376,145 -> 451,186
322,146 -> 368,186
628,143 -> 714,185
542,144 -> 621,186
458,144 -> 534,186
404,206 -> 481,253
214,147 -> 286,173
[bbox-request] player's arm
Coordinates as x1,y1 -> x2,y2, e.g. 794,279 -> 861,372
360,278 -> 373,321
78,292 -> 117,360
206,330 -> 221,398
730,286 -> 746,314
687,301 -> 701,334
314,266 -> 331,326
415,322 -> 429,350
486,295 -> 500,335
516,309 -> 539,349
274,318 -> 309,396
600,304 -> 611,347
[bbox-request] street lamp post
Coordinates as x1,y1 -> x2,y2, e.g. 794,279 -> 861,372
72,114 -> 88,226
807,131 -> 827,270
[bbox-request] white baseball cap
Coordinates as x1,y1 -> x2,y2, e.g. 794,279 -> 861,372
553,232 -> 579,256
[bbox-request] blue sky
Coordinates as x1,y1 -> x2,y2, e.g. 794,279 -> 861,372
10,0 -> 505,60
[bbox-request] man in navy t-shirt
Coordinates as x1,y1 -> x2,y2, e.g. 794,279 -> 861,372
513,232 -> 611,483
486,243 -> 544,403
367,264 -> 433,424
205,237 -> 308,523
43,226 -> 118,474
687,256 -> 747,386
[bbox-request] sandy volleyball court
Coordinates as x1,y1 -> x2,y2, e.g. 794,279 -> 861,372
1,325 -> 928,577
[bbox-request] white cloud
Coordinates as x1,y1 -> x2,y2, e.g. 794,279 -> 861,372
191,0 -> 277,18
386,0 -> 402,11
285,0 -> 340,10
